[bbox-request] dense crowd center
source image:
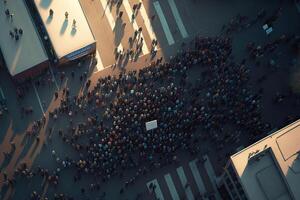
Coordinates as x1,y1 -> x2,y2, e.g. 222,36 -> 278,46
4,32 -> 296,199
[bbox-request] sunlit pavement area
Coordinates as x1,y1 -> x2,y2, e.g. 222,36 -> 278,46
0,0 -> 300,199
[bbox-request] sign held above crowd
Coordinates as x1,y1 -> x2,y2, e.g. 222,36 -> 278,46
146,120 -> 158,131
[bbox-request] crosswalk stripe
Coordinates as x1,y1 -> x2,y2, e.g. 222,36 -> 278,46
153,1 -> 175,45
167,0 -> 188,38
138,0 -> 157,42
147,179 -> 165,200
95,50 -> 105,71
176,166 -> 195,200
122,0 -> 149,55
32,82 -> 45,115
203,155 -> 222,200
99,0 -> 123,50
100,0 -> 116,30
189,159 -> 208,197
164,174 -> 180,200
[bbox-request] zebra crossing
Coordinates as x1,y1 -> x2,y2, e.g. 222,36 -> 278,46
177,166 -> 195,200
167,0 -> 188,39
189,159 -> 207,197
122,0 -> 149,55
153,1 -> 175,45
147,179 -> 165,200
94,0 -> 189,72
146,155 -> 222,200
138,0 -> 157,43
164,174 -> 180,200
203,155 -> 222,200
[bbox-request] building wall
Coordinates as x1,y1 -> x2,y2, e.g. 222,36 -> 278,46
13,60 -> 49,83
58,42 -> 96,65
218,161 -> 248,200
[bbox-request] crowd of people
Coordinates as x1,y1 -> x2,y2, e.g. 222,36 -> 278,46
3,30 -> 299,199
110,0 -> 159,67
7,35 -> 282,200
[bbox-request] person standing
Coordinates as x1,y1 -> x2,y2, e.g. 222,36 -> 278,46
118,11 -> 123,18
49,9 -> 54,17
65,11 -> 69,20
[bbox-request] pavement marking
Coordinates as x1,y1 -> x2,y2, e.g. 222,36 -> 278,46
117,43 -> 123,52
100,0 -> 116,29
122,0 -> 149,55
203,155 -> 222,200
32,82 -> 45,115
176,166 -> 195,200
0,87 -> 5,100
138,0 -> 157,42
48,65 -> 59,90
147,179 -> 165,200
95,50 -> 105,72
164,174 -> 180,200
64,78 -> 69,87
100,0 -> 123,50
153,1 -> 175,45
189,159 -> 208,198
167,0 -> 188,38
88,54 -> 94,70
92,49 -> 155,74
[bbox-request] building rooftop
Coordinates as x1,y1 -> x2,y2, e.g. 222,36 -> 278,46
0,0 -> 48,76
231,120 -> 300,200
33,0 -> 95,59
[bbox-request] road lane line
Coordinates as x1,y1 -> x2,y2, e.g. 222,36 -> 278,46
95,50 -> 104,71
164,174 -> 180,200
138,0 -> 157,42
176,166 -> 195,200
189,159 -> 208,198
32,82 -> 45,115
167,0 -> 188,38
100,0 -> 123,50
122,0 -> 149,55
203,155 -> 222,200
64,78 -> 69,90
88,54 -> 94,69
153,1 -> 175,45
0,87 -> 5,100
147,179 -> 165,200
48,65 -> 59,90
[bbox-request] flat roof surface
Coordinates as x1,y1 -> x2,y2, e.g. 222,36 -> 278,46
33,0 -> 95,59
256,152 -> 290,200
231,120 -> 300,200
0,0 -> 48,76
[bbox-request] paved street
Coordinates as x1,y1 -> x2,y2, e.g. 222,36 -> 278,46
0,0 -> 300,199
146,156 -> 221,200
